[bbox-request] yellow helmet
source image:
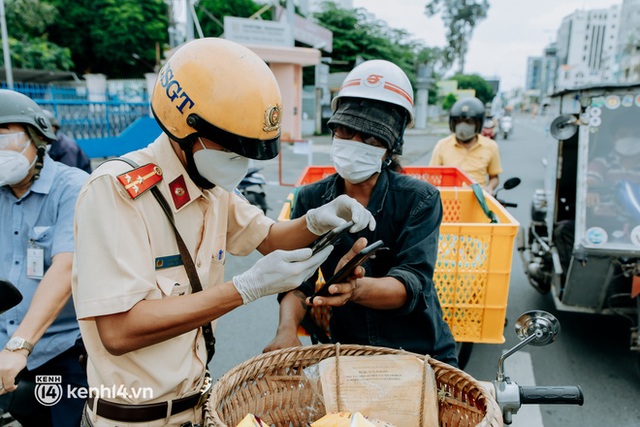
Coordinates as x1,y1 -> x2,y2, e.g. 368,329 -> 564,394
151,38 -> 282,160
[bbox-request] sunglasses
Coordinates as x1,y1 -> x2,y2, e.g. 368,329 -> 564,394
332,125 -> 386,148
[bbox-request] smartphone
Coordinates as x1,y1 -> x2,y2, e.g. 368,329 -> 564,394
309,220 -> 355,255
309,240 -> 387,303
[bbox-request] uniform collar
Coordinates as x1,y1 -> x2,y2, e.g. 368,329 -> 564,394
149,134 -> 204,212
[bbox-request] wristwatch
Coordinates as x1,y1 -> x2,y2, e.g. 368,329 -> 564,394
4,337 -> 34,355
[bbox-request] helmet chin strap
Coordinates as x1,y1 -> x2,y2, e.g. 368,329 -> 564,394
25,126 -> 46,181
382,115 -> 409,170
179,137 -> 216,190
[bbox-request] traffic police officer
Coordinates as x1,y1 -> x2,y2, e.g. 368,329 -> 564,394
72,38 -> 375,426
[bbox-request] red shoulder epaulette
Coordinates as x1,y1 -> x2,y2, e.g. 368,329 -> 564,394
116,163 -> 163,199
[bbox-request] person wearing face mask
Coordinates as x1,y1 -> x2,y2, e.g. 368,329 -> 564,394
42,109 -> 93,174
71,38 -> 375,427
263,59 -> 458,367
429,97 -> 503,194
0,90 -> 90,426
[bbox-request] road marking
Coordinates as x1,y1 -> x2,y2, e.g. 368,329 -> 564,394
505,351 -> 544,426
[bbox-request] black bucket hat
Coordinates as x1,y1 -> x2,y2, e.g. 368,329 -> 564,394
328,97 -> 407,154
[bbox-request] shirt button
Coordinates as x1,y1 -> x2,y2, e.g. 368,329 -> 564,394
9,321 -> 15,325
16,202 -> 21,205
14,231 -> 18,235
14,261 -> 19,265
197,259 -> 202,268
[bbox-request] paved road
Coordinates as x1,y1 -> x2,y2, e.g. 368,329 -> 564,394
209,114 -> 640,426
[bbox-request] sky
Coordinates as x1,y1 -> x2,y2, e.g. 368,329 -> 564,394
351,0 -> 622,91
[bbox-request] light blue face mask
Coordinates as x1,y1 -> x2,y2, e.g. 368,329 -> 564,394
193,138 -> 249,192
0,138 -> 35,186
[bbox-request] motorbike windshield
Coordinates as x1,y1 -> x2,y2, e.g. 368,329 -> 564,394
579,97 -> 640,250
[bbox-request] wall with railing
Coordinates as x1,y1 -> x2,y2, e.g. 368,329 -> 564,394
1,77 -> 158,158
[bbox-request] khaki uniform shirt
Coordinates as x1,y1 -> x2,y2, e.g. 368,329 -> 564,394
72,134 -> 274,425
429,134 -> 503,187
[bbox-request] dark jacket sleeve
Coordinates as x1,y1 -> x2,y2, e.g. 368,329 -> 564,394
386,186 -> 443,316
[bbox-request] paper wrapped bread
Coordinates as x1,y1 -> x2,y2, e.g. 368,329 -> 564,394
235,413 -> 269,427
311,412 -> 395,427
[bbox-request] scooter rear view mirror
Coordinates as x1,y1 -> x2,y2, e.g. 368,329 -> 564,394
503,177 -> 521,191
497,310 -> 561,382
550,114 -> 579,140
514,310 -> 560,346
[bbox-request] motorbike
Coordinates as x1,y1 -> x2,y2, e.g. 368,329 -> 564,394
518,82 -> 640,368
481,116 -> 498,140
238,167 -> 270,214
486,310 -> 584,424
499,116 -> 513,140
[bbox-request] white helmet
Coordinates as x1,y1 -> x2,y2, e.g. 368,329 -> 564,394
331,59 -> 414,127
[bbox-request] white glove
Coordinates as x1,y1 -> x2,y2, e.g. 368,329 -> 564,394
232,246 -> 333,304
305,194 -> 376,236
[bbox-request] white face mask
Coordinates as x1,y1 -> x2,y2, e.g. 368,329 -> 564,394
193,138 -> 249,192
330,138 -> 387,184
0,139 -> 35,187
455,122 -> 477,142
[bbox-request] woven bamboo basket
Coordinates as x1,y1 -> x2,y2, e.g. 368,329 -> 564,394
204,344 -> 502,427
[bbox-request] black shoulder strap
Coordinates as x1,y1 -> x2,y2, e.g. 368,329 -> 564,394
107,157 -> 216,363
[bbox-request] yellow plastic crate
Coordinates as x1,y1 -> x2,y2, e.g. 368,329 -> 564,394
436,188 -> 518,344
278,169 -> 518,344
277,192 -> 295,222
293,165 -> 474,187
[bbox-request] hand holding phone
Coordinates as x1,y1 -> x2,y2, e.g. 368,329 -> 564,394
310,220 -> 355,254
309,240 -> 387,303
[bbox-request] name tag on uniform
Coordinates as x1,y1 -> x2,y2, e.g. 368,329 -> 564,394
155,254 -> 183,270
27,245 -> 44,279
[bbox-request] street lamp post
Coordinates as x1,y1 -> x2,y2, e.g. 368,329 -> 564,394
0,0 -> 14,89
414,63 -> 433,130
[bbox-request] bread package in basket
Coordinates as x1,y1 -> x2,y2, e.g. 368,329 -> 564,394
235,413 -> 269,427
316,354 -> 438,427
311,411 -> 395,426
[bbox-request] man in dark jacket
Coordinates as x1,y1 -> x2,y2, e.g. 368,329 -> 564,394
264,60 -> 458,367
43,110 -> 92,173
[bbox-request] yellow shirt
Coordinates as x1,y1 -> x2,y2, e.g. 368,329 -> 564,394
72,134 -> 274,426
429,134 -> 503,187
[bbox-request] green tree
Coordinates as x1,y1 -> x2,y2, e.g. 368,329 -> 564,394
313,2 -> 424,86
1,0 -> 73,71
450,73 -> 494,104
416,46 -> 452,80
196,0 -> 270,38
442,93 -> 458,111
425,0 -> 489,74
45,0 -> 168,78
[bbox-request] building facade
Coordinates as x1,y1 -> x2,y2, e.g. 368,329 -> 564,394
555,4 -> 622,89
617,0 -> 640,82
